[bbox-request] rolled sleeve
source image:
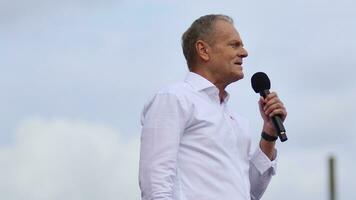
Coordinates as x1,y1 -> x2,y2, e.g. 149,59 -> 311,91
250,147 -> 277,175
249,147 -> 278,200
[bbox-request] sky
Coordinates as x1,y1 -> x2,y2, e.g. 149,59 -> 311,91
1,0 -> 356,199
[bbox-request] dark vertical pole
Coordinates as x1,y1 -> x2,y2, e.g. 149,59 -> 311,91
328,156 -> 336,200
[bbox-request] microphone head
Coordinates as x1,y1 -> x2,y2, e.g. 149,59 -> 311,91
251,72 -> 271,93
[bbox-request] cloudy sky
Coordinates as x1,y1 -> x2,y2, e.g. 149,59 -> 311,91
1,0 -> 355,199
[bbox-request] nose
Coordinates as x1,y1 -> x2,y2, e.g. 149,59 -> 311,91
239,47 -> 248,58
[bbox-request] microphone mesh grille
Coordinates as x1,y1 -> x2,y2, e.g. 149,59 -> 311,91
251,72 -> 271,93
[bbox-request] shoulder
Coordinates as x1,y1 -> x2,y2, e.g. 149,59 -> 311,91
143,81 -> 193,112
141,81 -> 194,125
156,81 -> 191,97
151,80 -> 194,104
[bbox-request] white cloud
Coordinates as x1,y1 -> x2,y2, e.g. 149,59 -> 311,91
0,117 -> 140,200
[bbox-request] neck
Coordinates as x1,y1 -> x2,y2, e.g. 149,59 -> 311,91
218,89 -> 228,103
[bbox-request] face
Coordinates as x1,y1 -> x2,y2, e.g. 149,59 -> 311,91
206,20 -> 248,85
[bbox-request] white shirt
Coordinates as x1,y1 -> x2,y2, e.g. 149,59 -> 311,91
139,72 -> 277,200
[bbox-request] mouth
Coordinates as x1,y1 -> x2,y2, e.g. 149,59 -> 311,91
234,61 -> 243,66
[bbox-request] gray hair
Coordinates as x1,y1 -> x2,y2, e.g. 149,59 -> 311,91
181,14 -> 234,70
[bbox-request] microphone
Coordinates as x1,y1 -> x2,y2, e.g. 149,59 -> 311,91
251,72 -> 288,142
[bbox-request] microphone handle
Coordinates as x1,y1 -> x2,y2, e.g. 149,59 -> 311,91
260,90 -> 288,142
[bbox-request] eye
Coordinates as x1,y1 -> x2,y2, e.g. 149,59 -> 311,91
229,42 -> 240,49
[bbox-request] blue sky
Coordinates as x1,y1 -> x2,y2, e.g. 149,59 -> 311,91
1,0 -> 355,199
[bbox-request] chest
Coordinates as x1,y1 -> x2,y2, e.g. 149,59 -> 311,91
183,95 -> 251,158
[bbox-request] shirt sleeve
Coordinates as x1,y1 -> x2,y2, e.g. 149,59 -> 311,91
249,146 -> 278,200
139,93 -> 188,200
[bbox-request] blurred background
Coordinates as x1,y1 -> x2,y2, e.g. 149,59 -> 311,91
1,0 -> 355,199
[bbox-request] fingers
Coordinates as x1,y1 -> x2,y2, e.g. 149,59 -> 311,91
258,98 -> 269,121
262,92 -> 278,103
261,92 -> 287,120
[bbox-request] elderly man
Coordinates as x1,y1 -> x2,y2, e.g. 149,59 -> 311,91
139,14 -> 287,200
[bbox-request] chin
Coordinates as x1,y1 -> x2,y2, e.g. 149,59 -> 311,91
229,74 -> 244,84
234,72 -> 244,81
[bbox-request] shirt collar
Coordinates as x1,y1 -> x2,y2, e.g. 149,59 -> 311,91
184,72 -> 230,104
184,72 -> 216,92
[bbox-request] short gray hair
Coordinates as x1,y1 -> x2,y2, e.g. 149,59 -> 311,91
181,14 -> 233,70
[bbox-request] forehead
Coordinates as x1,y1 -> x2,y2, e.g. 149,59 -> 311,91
212,20 -> 241,42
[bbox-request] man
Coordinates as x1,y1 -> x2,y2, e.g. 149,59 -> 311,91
139,14 -> 287,200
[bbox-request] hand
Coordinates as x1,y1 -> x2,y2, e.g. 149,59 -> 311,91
258,92 -> 287,136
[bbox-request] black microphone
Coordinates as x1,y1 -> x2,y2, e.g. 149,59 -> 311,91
251,72 -> 287,142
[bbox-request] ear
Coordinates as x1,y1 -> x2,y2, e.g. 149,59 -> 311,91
195,40 -> 210,62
